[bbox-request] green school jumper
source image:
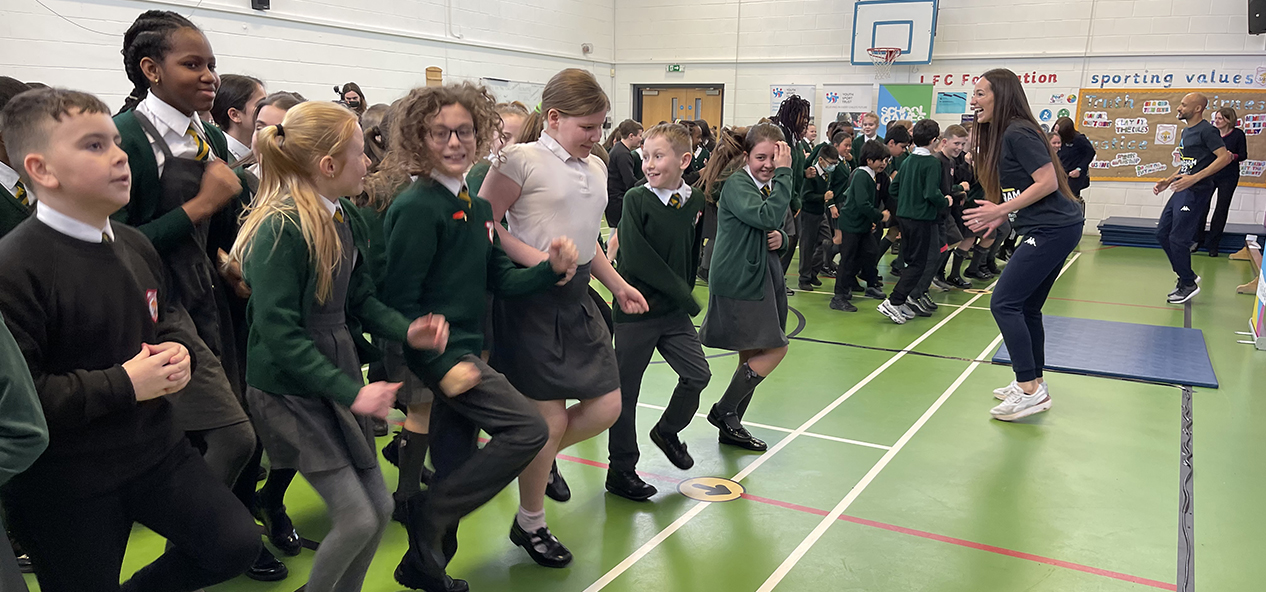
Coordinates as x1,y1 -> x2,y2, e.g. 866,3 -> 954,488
0,185 -> 30,239
834,170 -> 884,234
711,167 -> 794,300
890,153 -> 947,221
466,160 -> 493,199
112,111 -> 248,253
381,181 -> 560,384
614,185 -> 705,321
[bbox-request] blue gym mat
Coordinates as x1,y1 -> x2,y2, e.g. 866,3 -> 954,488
992,315 -> 1218,389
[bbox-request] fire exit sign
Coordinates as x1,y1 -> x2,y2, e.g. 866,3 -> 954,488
666,64 -> 683,73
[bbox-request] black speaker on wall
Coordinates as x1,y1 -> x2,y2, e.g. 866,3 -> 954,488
251,0 -> 269,10
1252,0 -> 1265,34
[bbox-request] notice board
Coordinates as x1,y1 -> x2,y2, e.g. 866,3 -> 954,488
1077,88 -> 1266,188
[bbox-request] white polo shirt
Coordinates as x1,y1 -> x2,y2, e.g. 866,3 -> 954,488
494,131 -> 608,264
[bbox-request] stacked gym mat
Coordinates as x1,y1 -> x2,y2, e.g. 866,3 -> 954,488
1098,217 -> 1266,251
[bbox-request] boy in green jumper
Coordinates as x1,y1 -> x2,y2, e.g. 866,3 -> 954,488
796,144 -> 840,291
878,120 -> 952,324
607,123 -> 711,501
380,84 -> 577,592
0,77 -> 33,239
830,140 -> 891,312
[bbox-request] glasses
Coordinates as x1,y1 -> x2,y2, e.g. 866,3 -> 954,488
427,126 -> 476,143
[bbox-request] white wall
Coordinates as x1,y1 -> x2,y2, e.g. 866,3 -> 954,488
3,0 -> 1263,231
613,0 -> 1266,233
0,0 -> 615,110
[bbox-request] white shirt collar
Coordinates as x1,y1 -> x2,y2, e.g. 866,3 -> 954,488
0,161 -> 30,203
36,200 -> 114,243
744,165 -> 773,192
539,131 -> 580,163
912,146 -> 932,156
430,171 -> 465,200
141,93 -> 204,140
859,166 -> 877,180
319,195 -> 341,219
864,133 -> 878,141
225,134 -> 251,163
693,146 -> 703,158
649,180 -> 692,206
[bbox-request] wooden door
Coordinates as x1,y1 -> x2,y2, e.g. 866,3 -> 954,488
638,87 -> 723,129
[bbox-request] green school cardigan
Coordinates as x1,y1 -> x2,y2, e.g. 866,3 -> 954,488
242,198 -> 410,407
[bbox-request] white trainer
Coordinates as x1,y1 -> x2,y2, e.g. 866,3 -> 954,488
992,381 -> 1023,401
990,382 -> 1052,421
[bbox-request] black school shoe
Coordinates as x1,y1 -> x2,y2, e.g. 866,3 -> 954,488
650,425 -> 694,469
256,501 -> 302,557
706,405 -> 767,451
605,469 -> 657,501
810,277 -> 823,287
829,296 -> 857,312
510,519 -> 573,568
798,281 -> 815,291
17,553 -> 32,574
245,547 -> 289,582
396,493 -> 469,592
545,461 -> 570,502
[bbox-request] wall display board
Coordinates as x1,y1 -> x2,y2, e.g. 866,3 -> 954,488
877,84 -> 934,125
1077,88 -> 1266,188
481,78 -> 545,109
771,85 -> 816,117
822,84 -> 874,128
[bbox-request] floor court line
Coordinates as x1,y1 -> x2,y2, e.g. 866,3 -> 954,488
635,402 -> 892,451
754,253 -> 1082,592
550,434 -> 1174,591
580,255 -> 1026,591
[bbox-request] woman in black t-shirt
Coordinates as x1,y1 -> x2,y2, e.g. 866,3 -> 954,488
964,69 -> 1085,422
1199,107 -> 1248,256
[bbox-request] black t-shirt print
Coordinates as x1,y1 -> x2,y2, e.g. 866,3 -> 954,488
1178,119 -> 1225,179
997,120 -> 1084,235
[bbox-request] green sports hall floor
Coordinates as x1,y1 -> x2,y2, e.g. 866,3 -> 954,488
23,235 -> 1264,592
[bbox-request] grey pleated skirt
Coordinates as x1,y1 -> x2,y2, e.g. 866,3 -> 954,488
699,251 -> 789,352
490,263 -> 620,401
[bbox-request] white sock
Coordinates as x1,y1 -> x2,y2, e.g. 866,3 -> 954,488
517,507 -> 546,532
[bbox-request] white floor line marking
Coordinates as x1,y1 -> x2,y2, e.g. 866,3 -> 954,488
754,252 -> 1082,592
583,271 -> 1013,592
754,335 -> 1003,592
636,403 -> 893,451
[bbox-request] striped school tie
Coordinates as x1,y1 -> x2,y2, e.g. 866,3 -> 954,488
668,192 -> 682,209
457,186 -> 472,207
14,180 -> 29,208
761,185 -> 771,197
101,232 -> 113,244
334,208 -> 345,224
186,123 -> 210,162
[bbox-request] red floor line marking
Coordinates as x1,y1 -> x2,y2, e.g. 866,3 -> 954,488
1048,297 -> 1178,311
739,493 -> 1176,591
1079,245 -> 1120,252
544,452 -> 1173,590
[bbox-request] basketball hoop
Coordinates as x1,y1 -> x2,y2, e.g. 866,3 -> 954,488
867,47 -> 901,80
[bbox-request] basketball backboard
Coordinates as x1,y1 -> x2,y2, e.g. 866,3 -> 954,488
850,0 -> 938,66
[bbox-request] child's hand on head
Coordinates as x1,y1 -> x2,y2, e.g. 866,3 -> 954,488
774,142 -> 793,169
440,361 -> 482,398
407,313 -> 449,353
351,382 -> 400,419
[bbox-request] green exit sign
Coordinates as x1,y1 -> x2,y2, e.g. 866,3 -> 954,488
666,64 -> 683,73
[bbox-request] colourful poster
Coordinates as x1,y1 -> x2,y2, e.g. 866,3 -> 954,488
771,85 -> 816,117
877,84 -> 934,125
936,92 -> 968,114
821,84 -> 873,129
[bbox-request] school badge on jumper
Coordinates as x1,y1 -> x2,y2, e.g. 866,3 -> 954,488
146,289 -> 158,323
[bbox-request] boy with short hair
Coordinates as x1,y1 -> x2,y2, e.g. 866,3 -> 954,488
0,77 -> 34,238
797,143 -> 840,291
878,124 -> 912,276
608,123 -> 711,501
852,112 -> 882,163
0,87 -> 259,591
878,119 -> 952,324
830,140 -> 892,312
